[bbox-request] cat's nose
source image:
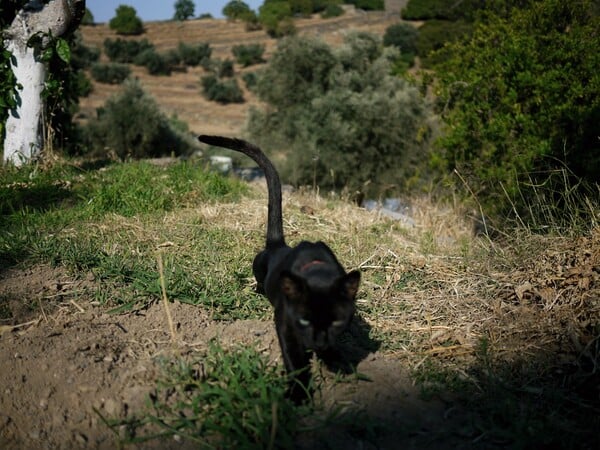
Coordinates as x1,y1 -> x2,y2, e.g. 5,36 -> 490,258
314,332 -> 328,350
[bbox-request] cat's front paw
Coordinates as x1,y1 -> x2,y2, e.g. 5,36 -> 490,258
286,379 -> 313,405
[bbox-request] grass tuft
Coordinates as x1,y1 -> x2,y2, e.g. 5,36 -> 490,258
104,342 -> 312,448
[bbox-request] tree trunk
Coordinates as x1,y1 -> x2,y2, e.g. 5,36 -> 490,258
2,0 -> 86,165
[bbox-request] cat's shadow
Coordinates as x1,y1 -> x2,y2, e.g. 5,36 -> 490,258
317,313 -> 381,375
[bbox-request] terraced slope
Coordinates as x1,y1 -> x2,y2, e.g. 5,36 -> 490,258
79,10 -> 401,136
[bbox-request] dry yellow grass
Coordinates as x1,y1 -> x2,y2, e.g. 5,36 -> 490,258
156,181 -> 600,377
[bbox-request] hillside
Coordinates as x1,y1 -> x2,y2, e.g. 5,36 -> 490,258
1,5 -> 598,449
78,10 -> 402,137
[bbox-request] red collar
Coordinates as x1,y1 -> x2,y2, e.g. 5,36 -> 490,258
300,260 -> 325,272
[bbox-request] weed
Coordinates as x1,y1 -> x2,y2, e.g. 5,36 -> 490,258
103,342 -> 311,448
99,341 -> 382,449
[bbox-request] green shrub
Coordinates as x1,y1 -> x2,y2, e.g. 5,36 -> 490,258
383,23 -> 418,69
218,59 -> 235,78
109,5 -> 144,35
434,0 -> 600,224
383,23 -> 418,54
241,10 -> 262,31
83,79 -> 194,159
248,34 -> 431,195
177,42 -> 212,66
242,71 -> 258,91
416,20 -> 472,68
134,49 -> 173,75
164,49 -> 182,67
81,7 -> 95,25
70,34 -> 100,70
103,38 -> 154,63
259,1 -> 294,37
231,43 -> 265,67
275,17 -> 297,37
90,62 -> 131,84
402,0 -> 454,20
289,0 -> 313,16
184,45 -> 209,67
201,75 -> 244,104
74,71 -> 93,97
321,3 -> 345,18
403,0 -> 535,21
223,1 -> 253,20
347,0 -> 384,11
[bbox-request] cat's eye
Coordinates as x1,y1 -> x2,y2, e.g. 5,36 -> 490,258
331,320 -> 346,328
298,318 -> 311,327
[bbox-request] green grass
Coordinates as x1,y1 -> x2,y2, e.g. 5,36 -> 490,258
2,157 -> 598,449
100,341 -> 376,449
0,159 -> 262,318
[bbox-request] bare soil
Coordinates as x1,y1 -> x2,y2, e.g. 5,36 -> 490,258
0,264 -> 455,450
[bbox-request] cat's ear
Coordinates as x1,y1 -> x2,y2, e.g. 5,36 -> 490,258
342,270 -> 360,300
280,271 -> 304,301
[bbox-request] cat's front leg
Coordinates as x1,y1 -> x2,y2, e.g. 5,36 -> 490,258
276,314 -> 313,403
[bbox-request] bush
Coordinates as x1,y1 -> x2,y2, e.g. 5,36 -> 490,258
258,2 -> 295,37
218,59 -> 235,78
383,23 -> 418,54
347,0 -> 384,11
289,0 -> 313,16
104,38 -> 154,63
416,20 -> 473,68
201,75 -> 244,104
274,17 -> 297,38
402,0 -> 532,21
242,11 -> 262,31
177,42 -> 212,66
248,34 -> 431,195
74,71 -> 93,97
383,22 -> 418,69
402,0 -> 456,20
164,49 -> 182,67
434,0 -> 600,223
90,62 -> 131,84
321,4 -> 345,18
109,5 -> 144,35
223,1 -> 253,20
242,71 -> 258,91
231,44 -> 265,67
83,79 -> 193,159
70,34 -> 100,70
134,49 -> 173,75
81,8 -> 95,25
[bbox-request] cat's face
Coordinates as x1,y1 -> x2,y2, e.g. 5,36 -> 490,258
281,270 -> 360,351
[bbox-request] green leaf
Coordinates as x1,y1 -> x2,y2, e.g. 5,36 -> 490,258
56,38 -> 71,63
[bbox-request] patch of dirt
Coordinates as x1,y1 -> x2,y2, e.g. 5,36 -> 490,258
0,265 -> 453,449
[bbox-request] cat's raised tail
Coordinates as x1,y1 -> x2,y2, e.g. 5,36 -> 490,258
198,135 -> 285,249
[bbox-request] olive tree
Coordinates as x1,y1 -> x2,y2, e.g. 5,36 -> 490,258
2,0 -> 86,165
248,33 -> 432,196
173,0 -> 195,21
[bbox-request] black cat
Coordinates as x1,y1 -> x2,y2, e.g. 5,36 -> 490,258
198,135 -> 360,403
